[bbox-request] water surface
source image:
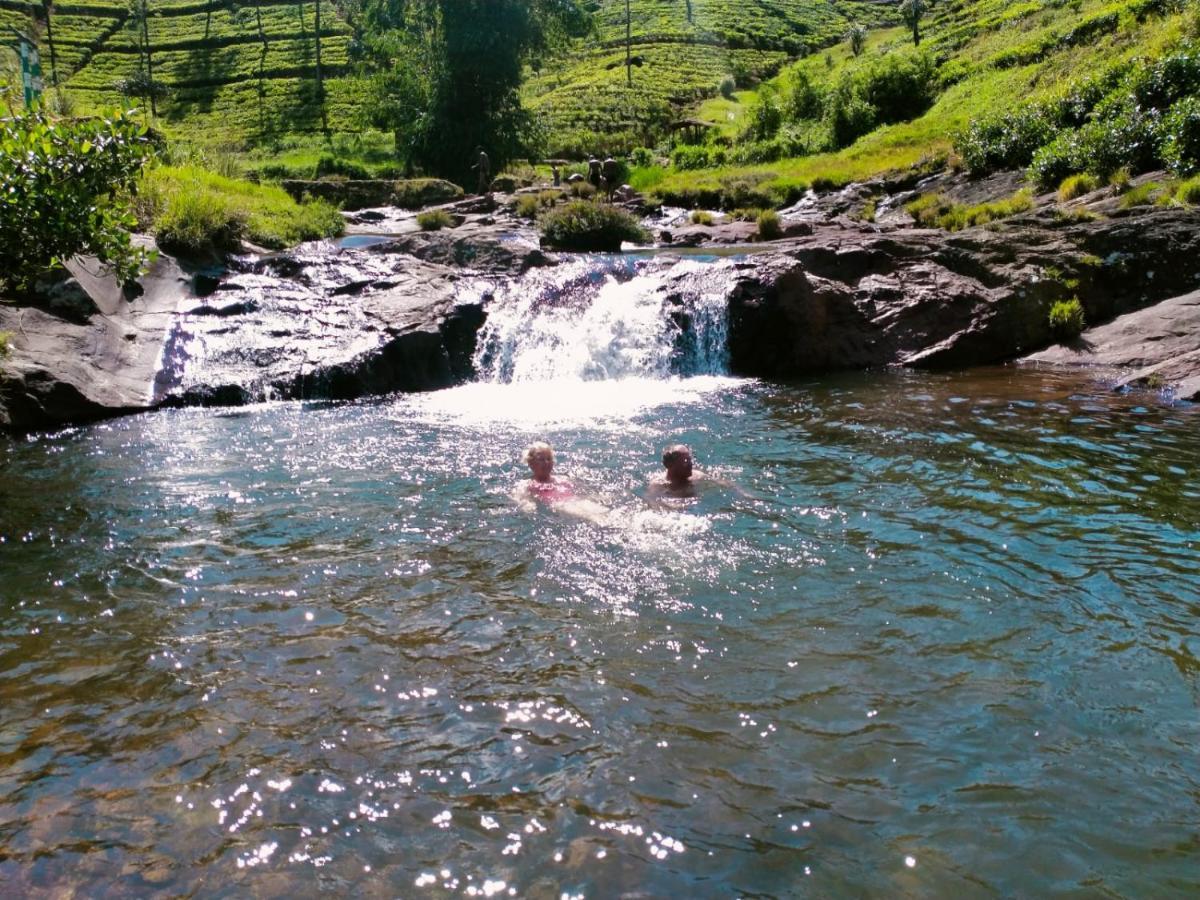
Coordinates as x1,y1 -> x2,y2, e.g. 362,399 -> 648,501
2,367 -> 1198,897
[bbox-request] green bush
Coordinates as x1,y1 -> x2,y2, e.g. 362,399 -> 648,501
671,146 -> 711,170
1048,297 -> 1086,339
1175,175 -> 1200,205
824,81 -> 878,148
539,201 -> 651,251
956,106 -> 1060,173
720,178 -> 775,210
742,91 -> 784,142
756,209 -> 783,239
719,75 -> 737,100
155,188 -> 248,254
690,210 -> 715,225
631,147 -> 655,168
569,180 -> 597,199
1058,173 -> 1100,200
0,105 -> 156,293
514,195 -> 541,219
1161,96 -> 1200,174
417,209 -> 455,230
785,70 -> 823,121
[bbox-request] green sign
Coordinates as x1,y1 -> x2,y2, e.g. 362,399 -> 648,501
18,37 -> 42,107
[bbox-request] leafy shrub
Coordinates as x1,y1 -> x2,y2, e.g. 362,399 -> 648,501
1175,175 -> 1200,205
690,210 -> 715,225
631,147 -> 655,167
539,201 -> 651,251
720,178 -> 774,210
417,209 -> 455,231
1161,96 -> 1200,174
1058,173 -> 1100,200
785,70 -> 823,121
719,75 -> 737,99
825,82 -> 878,148
756,209 -> 782,240
857,51 -> 938,125
956,106 -> 1060,173
742,91 -> 784,142
1048,297 -> 1086,339
767,176 -> 810,206
514,195 -> 540,219
672,145 -> 710,170
0,105 -> 155,293
847,24 -> 867,56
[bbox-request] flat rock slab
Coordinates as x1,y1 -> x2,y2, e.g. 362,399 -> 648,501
1024,290 -> 1200,401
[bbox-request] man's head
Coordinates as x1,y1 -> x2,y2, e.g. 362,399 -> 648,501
523,441 -> 555,481
662,444 -> 694,484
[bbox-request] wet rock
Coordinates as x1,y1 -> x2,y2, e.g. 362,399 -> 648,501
371,226 -> 552,274
1023,289 -> 1200,400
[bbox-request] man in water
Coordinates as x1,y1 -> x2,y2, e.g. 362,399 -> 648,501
647,443 -> 743,500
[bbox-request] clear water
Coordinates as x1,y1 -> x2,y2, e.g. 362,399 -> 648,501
3,365 -> 1199,897
5,253 -> 1200,896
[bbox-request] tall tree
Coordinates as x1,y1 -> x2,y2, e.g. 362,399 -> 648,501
360,0 -> 590,185
131,0 -> 157,115
39,1 -> 58,87
900,0 -> 926,47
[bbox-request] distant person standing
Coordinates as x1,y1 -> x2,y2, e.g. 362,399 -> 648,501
473,147 -> 491,195
587,155 -> 602,191
601,156 -> 620,202
551,162 -> 561,187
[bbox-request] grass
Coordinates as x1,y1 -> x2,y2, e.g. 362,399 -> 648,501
1175,175 -> 1200,205
1058,173 -> 1101,201
0,331 -> 10,359
690,210 -> 715,225
514,195 -> 541,219
416,209 -> 454,231
1049,297 -> 1086,339
756,209 -> 782,239
906,190 -> 1034,230
136,165 -> 344,253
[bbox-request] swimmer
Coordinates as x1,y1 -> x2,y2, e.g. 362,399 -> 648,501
517,441 -> 575,508
514,441 -> 612,523
647,443 -> 740,499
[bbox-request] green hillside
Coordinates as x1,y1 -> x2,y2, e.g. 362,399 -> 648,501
0,0 -> 361,142
526,0 -> 896,156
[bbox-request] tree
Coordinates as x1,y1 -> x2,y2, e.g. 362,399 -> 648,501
359,0 -> 590,185
130,0 -> 158,115
847,23 -> 867,57
900,0 -> 926,47
0,104 -> 156,294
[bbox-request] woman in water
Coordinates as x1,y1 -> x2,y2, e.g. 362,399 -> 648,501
518,441 -> 576,506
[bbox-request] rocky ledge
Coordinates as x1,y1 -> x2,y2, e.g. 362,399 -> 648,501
3,170 -> 1198,433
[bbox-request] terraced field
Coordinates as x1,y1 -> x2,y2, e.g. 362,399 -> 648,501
0,0 -> 361,143
526,0 -> 896,155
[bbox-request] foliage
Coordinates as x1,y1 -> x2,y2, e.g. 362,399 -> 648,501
907,190 -> 1034,230
690,210 -> 714,225
514,194 -> 541,219
755,208 -> 782,239
568,180 -> 597,199
957,107 -> 1060,173
784,70 -> 824,121
1161,95 -> 1200,174
1058,173 -> 1100,200
719,75 -> 737,99
899,0 -> 926,46
847,24 -> 867,57
672,145 -> 712,170
1176,174 -> 1200,204
360,0 -> 591,185
417,208 -> 455,230
136,165 -> 343,253
315,155 -> 372,180
0,331 -> 11,359
0,103 -> 155,294
822,50 -> 937,149
1048,297 -> 1086,339
1118,179 -> 1167,206
741,90 -> 784,142
539,200 -> 650,251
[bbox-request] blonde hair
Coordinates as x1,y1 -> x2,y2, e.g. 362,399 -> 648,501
521,441 -> 555,465
662,443 -> 691,466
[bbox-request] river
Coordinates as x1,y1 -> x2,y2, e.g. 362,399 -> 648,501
1,256 -> 1198,897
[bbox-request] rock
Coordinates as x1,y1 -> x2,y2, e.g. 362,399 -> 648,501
0,240 -> 193,432
1023,290 -> 1200,400
370,226 -> 552,274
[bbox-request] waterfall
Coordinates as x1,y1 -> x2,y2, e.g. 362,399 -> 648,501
472,256 -> 731,384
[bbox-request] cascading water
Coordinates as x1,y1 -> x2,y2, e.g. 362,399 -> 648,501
472,255 -> 731,383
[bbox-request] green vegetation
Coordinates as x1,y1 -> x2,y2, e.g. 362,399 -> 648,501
416,209 -> 454,231
1119,179 -> 1169,206
1058,173 -> 1101,201
136,165 -> 343,253
0,332 -> 11,359
0,103 -> 154,293
756,208 -> 782,239
690,210 -> 715,225
514,195 -> 541,219
1176,174 -> 1200,204
1049,297 -> 1087,339
907,190 -> 1034,230
539,200 -> 650,251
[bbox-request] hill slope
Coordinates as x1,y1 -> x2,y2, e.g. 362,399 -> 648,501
0,0 -> 361,143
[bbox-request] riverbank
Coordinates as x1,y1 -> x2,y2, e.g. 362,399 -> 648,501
3,170 -> 1198,433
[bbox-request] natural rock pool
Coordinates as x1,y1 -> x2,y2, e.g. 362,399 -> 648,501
2,361 -> 1198,896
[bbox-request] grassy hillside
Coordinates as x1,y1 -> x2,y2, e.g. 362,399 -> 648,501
645,0 -> 1196,204
0,0 -> 362,144
526,0 -> 896,156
